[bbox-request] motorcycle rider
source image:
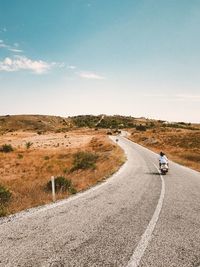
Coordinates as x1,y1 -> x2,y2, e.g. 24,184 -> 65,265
159,152 -> 168,168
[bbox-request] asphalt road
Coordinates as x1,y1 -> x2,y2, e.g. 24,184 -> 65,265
0,136 -> 200,267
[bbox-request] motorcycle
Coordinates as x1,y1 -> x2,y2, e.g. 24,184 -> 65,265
160,163 -> 169,175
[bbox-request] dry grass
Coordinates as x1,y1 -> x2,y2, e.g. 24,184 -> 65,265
128,127 -> 200,172
0,114 -> 72,133
0,130 -> 125,215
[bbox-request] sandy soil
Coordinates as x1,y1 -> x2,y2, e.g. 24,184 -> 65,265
0,130 -> 98,150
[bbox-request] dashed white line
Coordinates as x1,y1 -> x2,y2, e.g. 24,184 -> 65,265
126,164 -> 165,267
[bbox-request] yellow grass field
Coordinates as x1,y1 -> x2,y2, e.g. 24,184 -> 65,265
0,129 -> 125,215
128,127 -> 200,172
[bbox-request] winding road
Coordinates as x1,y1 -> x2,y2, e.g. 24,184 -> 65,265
0,136 -> 200,267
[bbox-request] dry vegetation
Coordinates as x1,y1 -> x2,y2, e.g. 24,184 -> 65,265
1,114 -> 199,216
0,129 -> 125,215
129,126 -> 200,172
0,114 -> 73,134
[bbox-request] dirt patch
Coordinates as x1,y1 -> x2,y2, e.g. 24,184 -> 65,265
0,130 -> 95,149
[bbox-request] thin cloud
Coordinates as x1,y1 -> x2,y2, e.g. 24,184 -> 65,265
0,55 -> 56,74
0,40 -> 8,49
79,71 -> 105,80
175,94 -> 200,102
8,48 -> 23,53
54,62 -> 65,68
67,65 -> 76,69
0,40 -> 23,53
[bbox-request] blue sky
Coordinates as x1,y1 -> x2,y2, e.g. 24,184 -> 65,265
0,0 -> 200,122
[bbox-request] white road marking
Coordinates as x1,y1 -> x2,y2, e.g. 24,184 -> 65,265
126,164 -> 165,267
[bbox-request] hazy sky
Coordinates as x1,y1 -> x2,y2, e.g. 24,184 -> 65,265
0,0 -> 200,122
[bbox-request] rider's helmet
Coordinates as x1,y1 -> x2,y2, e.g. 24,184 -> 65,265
160,152 -> 164,156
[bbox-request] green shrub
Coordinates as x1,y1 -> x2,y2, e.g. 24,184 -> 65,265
69,187 -> 77,194
71,115 -> 136,129
136,124 -> 147,131
63,168 -> 68,174
0,184 -> 11,204
25,142 -> 33,149
46,176 -> 75,193
0,144 -> 14,153
18,154 -> 23,159
72,115 -> 101,128
71,152 -> 98,171
0,204 -> 7,217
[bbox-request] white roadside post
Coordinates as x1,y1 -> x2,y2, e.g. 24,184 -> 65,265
51,176 -> 56,202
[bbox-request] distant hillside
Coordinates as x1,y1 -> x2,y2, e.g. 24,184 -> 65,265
0,115 -> 72,133
0,114 -> 199,134
70,115 -> 199,130
70,115 -> 137,128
